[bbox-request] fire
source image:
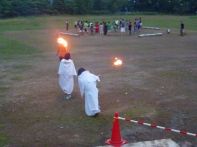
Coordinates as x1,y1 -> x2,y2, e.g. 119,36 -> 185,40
57,37 -> 68,48
113,57 -> 123,66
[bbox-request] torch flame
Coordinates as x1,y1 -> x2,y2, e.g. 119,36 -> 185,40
113,57 -> 123,66
57,37 -> 68,48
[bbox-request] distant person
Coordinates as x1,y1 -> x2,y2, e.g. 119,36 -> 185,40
95,22 -> 99,33
65,20 -> 69,31
139,17 -> 143,30
77,68 -> 101,117
74,21 -> 78,30
134,21 -> 137,33
120,19 -> 126,33
90,23 -> 94,35
114,20 -> 119,32
107,21 -> 112,32
58,53 -> 77,100
167,28 -> 171,34
180,21 -> 185,36
84,21 -> 89,33
103,22 -> 108,35
128,21 -> 132,35
99,23 -> 104,35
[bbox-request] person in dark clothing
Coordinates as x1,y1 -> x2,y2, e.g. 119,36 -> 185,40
180,21 -> 185,36
128,21 -> 132,35
90,23 -> 94,35
103,22 -> 108,36
65,20 -> 69,31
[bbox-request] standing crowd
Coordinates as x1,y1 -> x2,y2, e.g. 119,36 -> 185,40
65,18 -> 186,36
71,17 -> 143,35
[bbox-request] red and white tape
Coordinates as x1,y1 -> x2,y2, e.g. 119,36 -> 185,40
117,116 -> 197,138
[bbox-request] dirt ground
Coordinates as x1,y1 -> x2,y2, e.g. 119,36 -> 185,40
0,28 -> 197,147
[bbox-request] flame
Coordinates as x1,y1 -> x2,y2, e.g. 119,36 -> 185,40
57,37 -> 68,47
113,57 -> 123,66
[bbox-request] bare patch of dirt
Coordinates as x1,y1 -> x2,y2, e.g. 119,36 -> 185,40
1,29 -> 197,146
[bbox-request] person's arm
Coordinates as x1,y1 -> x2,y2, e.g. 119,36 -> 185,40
78,79 -> 85,98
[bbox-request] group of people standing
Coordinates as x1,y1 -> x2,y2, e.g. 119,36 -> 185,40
57,38 -> 100,117
72,17 -> 142,35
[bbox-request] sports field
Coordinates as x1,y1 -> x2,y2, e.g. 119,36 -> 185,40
0,15 -> 197,146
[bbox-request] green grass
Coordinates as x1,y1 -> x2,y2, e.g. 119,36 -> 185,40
0,124 -> 5,129
0,35 -> 39,59
10,75 -> 23,81
0,17 -> 44,32
0,133 -> 9,147
0,86 -> 9,94
142,15 -> 197,31
58,115 -> 110,127
124,106 -> 156,118
12,64 -> 31,72
158,70 -> 197,81
0,84 -> 10,101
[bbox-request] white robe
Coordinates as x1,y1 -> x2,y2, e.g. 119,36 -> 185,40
58,59 -> 77,94
120,27 -> 126,32
78,71 -> 101,116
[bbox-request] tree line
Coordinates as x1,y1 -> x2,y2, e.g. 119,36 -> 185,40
0,0 -> 196,18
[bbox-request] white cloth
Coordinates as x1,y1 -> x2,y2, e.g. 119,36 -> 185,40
58,59 -> 77,94
78,71 -> 101,116
99,24 -> 103,34
121,27 -> 126,32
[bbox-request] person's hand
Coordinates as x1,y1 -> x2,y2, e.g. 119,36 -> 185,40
97,75 -> 101,82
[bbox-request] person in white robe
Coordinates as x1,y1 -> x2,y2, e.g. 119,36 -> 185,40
58,53 -> 77,99
78,68 -> 101,117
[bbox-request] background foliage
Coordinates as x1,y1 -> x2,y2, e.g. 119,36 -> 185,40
0,0 -> 197,18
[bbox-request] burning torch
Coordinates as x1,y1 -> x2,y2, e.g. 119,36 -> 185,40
57,37 -> 68,48
56,37 -> 69,59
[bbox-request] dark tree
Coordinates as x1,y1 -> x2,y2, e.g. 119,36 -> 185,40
0,0 -> 196,18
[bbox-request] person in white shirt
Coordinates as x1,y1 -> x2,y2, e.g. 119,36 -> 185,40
58,53 -> 77,100
78,68 -> 101,117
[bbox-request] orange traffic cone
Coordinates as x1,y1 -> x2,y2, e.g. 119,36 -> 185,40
105,112 -> 127,146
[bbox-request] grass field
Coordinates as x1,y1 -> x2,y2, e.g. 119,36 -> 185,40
0,15 -> 197,32
0,15 -> 197,146
0,15 -> 196,58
